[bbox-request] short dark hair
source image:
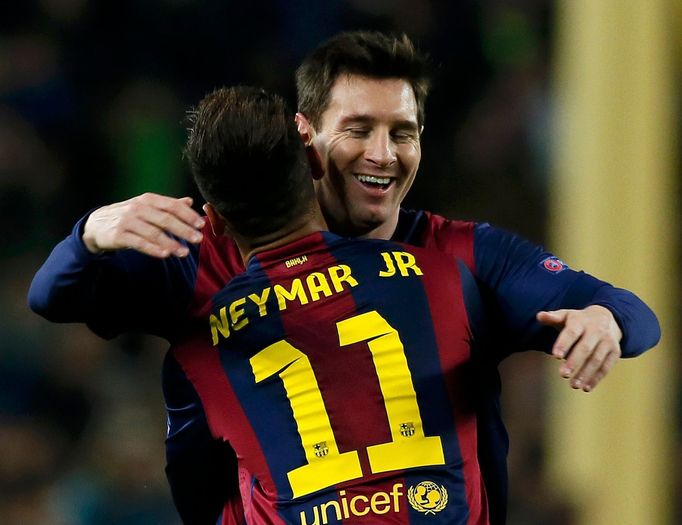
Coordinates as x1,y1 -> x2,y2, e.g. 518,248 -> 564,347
185,86 -> 314,238
296,31 -> 431,128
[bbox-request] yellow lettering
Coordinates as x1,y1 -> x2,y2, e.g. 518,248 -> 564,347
301,485 -> 403,523
339,490 -> 350,519
390,483 -> 403,512
248,288 -> 271,317
299,507 -> 320,525
320,500 -> 341,524
378,252 -> 396,277
350,495 -> 369,517
274,279 -> 309,311
306,272 -> 333,302
209,306 -> 230,345
370,491 -> 391,515
328,265 -> 358,293
250,341 -> 361,498
229,297 -> 249,331
394,251 -> 423,276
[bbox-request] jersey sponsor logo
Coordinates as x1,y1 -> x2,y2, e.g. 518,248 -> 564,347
286,255 -> 308,268
540,256 -> 567,274
299,484 -> 404,525
407,480 -> 449,515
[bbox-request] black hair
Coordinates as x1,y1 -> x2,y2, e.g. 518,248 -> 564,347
185,86 -> 314,238
296,31 -> 431,128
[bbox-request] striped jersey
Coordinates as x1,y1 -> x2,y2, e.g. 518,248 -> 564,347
28,208 -> 661,525
176,231 -> 487,524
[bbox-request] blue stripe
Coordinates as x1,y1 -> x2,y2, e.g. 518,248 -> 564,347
214,269 -> 302,500
213,256 -> 349,522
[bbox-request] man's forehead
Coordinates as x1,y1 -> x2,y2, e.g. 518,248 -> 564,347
323,74 -> 418,125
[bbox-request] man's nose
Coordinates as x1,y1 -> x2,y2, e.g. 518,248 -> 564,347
364,130 -> 397,168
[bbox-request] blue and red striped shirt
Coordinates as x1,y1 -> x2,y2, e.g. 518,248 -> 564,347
28,209 -> 661,524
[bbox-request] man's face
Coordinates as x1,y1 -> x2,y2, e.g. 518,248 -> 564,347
311,75 -> 421,239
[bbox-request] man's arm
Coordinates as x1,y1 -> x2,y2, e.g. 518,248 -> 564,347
28,193 -> 205,339
473,223 -> 661,392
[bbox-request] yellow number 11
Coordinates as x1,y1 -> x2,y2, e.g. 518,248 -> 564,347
249,311 -> 445,498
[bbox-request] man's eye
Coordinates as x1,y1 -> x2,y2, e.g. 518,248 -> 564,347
347,128 -> 369,137
391,132 -> 412,142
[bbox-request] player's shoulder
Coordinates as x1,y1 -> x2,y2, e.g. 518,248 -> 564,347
424,210 -> 476,242
396,208 -> 475,247
396,208 -> 478,271
187,220 -> 246,318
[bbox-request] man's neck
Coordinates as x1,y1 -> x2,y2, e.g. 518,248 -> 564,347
237,213 -> 328,264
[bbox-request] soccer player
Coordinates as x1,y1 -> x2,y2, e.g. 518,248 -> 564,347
181,84 -> 492,524
29,32 -> 660,524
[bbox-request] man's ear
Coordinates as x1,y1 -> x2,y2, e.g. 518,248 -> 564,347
203,203 -> 228,236
295,112 -> 315,146
306,145 -> 324,180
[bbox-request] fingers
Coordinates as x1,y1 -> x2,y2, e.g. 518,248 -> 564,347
537,310 -> 573,358
82,193 -> 206,257
124,217 -> 191,257
130,193 -> 206,238
548,312 -> 583,359
564,339 -> 616,391
114,230 -> 178,258
582,350 -> 619,392
142,208 -> 203,245
542,306 -> 622,393
536,309 -> 568,329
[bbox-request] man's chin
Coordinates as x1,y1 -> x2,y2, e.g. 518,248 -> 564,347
346,208 -> 395,236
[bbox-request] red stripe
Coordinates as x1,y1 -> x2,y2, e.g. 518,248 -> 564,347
189,222 -> 245,319
173,337 -> 286,525
257,237 -> 392,452
408,244 -> 490,525
179,226 -> 286,524
421,212 -> 476,274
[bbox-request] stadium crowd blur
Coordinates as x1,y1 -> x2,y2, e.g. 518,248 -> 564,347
1,1 -> 675,524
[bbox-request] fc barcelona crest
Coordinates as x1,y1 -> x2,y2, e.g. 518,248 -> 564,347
400,422 -> 415,437
313,442 -> 329,458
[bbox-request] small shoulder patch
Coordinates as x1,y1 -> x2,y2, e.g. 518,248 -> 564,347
540,256 -> 567,274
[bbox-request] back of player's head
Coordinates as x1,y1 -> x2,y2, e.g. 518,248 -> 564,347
185,86 -> 314,239
296,30 -> 431,128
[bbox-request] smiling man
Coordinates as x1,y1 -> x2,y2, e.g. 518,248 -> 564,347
301,75 -> 422,239
29,31 -> 660,525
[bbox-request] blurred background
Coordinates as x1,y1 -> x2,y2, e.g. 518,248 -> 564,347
1,1 -> 679,524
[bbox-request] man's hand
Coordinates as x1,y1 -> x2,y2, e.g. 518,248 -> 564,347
536,305 -> 622,393
82,193 -> 205,258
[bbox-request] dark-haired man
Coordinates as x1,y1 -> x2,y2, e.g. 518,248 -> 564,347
179,84 -> 495,524
29,32 -> 660,524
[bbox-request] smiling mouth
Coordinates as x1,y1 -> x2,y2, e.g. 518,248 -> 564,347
354,174 -> 394,190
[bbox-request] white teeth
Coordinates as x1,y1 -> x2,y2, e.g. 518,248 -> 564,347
356,175 -> 391,185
